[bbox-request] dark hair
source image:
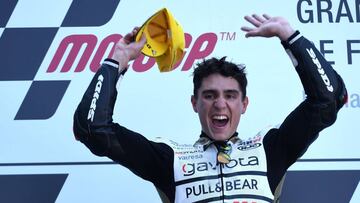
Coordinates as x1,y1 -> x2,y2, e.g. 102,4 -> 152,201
192,56 -> 247,100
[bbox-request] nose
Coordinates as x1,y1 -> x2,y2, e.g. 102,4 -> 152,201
214,97 -> 227,109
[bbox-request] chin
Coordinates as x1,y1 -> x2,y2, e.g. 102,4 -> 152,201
211,133 -> 231,141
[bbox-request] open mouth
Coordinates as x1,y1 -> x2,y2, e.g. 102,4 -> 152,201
212,115 -> 229,127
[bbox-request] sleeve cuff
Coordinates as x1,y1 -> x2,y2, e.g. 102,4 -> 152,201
281,30 -> 301,48
103,58 -> 128,75
103,58 -> 119,68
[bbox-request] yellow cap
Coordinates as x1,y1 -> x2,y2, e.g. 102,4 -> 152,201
135,8 -> 185,72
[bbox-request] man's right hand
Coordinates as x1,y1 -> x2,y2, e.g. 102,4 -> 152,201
111,27 -> 147,70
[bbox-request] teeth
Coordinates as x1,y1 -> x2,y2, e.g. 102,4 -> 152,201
212,115 -> 228,120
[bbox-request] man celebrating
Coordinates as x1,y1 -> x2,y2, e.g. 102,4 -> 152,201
73,14 -> 347,203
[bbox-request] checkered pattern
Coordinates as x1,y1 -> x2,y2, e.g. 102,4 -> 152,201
0,0 -> 120,120
0,174 -> 68,203
0,1 -> 120,201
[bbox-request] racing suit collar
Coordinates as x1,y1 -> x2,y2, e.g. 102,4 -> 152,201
194,131 -> 240,164
194,131 -> 240,150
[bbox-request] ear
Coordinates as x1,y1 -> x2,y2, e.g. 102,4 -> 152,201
241,96 -> 249,114
191,95 -> 198,113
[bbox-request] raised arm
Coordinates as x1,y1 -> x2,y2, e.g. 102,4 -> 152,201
241,14 -> 348,193
241,14 -> 347,107
72,28 -> 174,193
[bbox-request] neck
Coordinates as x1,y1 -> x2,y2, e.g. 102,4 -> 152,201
200,131 -> 238,142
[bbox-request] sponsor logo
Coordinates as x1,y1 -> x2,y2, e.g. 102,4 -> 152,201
1,1 -> 218,120
47,32 -> 217,73
238,143 -> 261,151
17,32 -> 216,120
87,74 -> 104,122
170,140 -> 198,149
185,178 -> 258,198
176,150 -> 203,155
306,48 -> 334,92
238,135 -> 262,151
178,154 -> 204,161
182,156 -> 259,176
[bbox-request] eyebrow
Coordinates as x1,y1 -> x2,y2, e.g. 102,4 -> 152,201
224,89 -> 240,94
201,89 -> 217,94
201,89 -> 240,94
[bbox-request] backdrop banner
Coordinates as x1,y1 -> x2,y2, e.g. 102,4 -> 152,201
0,0 -> 359,202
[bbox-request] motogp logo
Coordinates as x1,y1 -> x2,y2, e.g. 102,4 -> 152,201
1,1 -> 217,120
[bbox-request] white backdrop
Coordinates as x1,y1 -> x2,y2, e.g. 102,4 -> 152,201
0,0 -> 359,202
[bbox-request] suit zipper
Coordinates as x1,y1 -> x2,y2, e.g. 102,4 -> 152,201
219,163 -> 225,203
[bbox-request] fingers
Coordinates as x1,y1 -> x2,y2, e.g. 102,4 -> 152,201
243,30 -> 258,38
252,14 -> 266,24
121,33 -> 133,44
135,33 -> 147,49
244,14 -> 270,27
240,26 -> 253,32
126,33 -> 146,58
132,26 -> 140,35
263,14 -> 271,20
241,14 -> 272,38
240,21 -> 258,38
131,26 -> 140,40
120,26 -> 141,44
244,15 -> 262,27
240,26 -> 257,38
